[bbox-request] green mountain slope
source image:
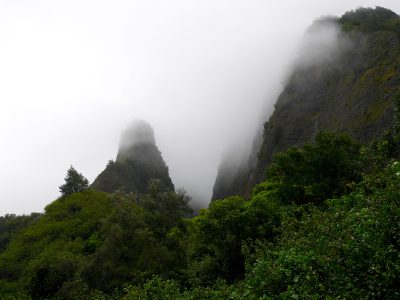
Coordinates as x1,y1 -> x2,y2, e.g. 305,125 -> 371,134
1,7 -> 400,299
213,7 -> 400,200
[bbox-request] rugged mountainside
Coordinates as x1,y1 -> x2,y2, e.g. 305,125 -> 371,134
2,6 -> 400,299
91,120 -> 174,194
212,7 -> 400,200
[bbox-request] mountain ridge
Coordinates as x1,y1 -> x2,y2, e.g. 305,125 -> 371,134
212,6 -> 400,200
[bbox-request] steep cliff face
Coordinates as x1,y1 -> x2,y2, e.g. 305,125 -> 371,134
91,120 -> 174,194
212,7 -> 400,200
212,131 -> 261,200
212,154 -> 249,201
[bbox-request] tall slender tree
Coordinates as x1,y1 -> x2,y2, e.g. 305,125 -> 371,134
59,166 -> 89,197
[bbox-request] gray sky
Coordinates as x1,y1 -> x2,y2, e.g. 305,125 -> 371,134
1,0 -> 399,215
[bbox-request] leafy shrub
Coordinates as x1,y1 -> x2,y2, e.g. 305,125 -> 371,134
267,132 -> 362,205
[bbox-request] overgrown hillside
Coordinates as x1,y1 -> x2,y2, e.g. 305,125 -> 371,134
213,7 -> 400,200
0,184 -> 192,299
0,213 -> 41,252
1,6 -> 400,300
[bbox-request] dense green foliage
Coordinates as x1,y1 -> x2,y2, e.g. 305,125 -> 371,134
2,123 -> 398,298
0,213 -> 41,253
0,182 -> 191,299
118,129 -> 399,299
82,181 -> 191,293
0,190 -> 113,298
1,6 -> 400,300
187,195 -> 280,286
267,132 -> 362,205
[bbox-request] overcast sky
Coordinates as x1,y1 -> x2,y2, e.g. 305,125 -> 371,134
1,1 -> 399,215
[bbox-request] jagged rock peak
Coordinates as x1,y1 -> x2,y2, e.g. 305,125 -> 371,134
91,120 -> 174,194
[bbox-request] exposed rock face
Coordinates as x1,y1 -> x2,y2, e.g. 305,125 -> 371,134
91,120 -> 174,194
212,7 -> 400,200
212,155 -> 248,201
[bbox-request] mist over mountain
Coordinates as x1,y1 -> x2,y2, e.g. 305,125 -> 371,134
91,120 -> 174,194
213,6 -> 400,200
1,5 -> 400,299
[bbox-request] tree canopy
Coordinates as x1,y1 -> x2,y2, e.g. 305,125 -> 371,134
59,166 -> 89,197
